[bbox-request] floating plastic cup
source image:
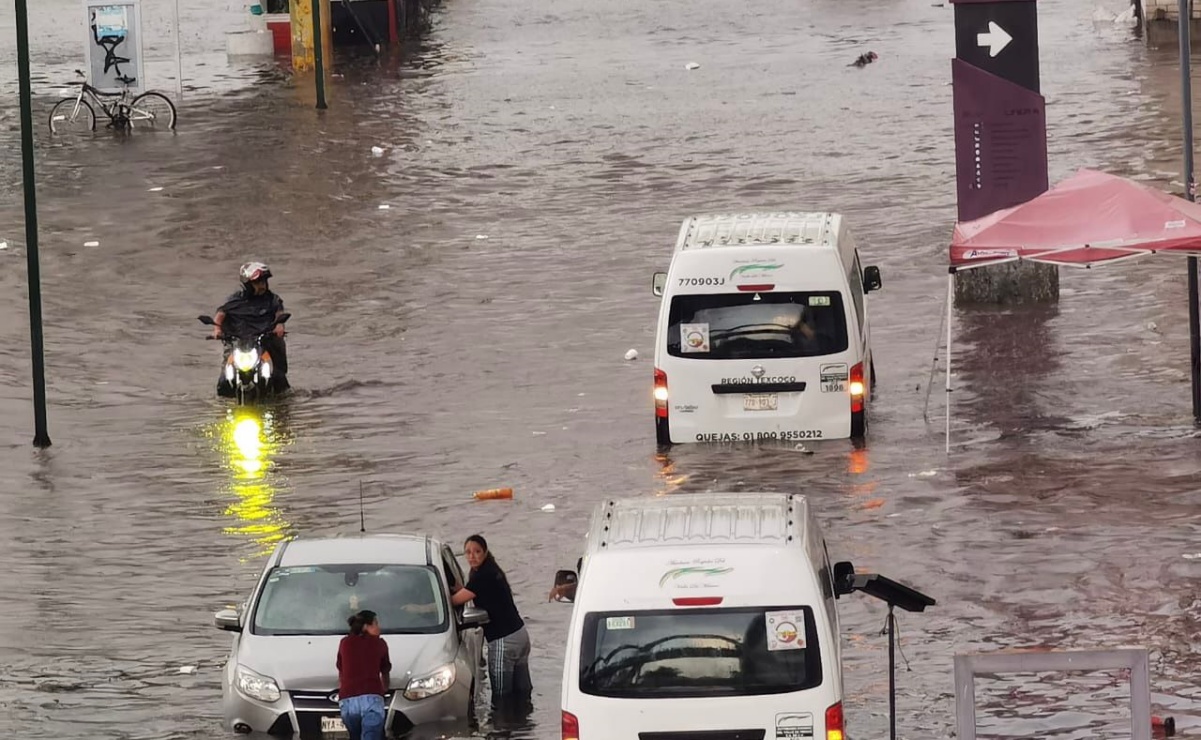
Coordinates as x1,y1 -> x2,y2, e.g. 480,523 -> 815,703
249,4 -> 264,15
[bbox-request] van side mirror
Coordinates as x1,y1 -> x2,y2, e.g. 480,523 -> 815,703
214,608 -> 242,632
832,561 -> 856,597
652,272 -> 667,297
459,605 -> 490,630
198,315 -> 216,326
550,569 -> 578,603
274,312 -> 291,325
863,266 -> 882,293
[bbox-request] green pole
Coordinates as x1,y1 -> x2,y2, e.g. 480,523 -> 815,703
14,0 -> 51,449
312,0 -> 327,109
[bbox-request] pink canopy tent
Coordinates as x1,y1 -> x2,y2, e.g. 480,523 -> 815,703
951,168 -> 1201,268
939,169 -> 1201,451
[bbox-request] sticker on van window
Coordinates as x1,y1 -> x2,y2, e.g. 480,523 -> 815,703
606,616 -> 635,630
808,295 -> 831,307
765,611 -> 807,651
774,712 -> 815,739
680,323 -> 710,353
819,363 -> 848,393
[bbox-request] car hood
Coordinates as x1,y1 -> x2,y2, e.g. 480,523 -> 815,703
237,632 -> 456,691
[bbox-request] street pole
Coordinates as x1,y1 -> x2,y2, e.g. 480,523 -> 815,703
15,0 -> 52,449
173,0 -> 184,98
1180,0 -> 1201,424
312,0 -> 327,109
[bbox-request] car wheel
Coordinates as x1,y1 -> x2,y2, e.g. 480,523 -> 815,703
655,417 -> 671,446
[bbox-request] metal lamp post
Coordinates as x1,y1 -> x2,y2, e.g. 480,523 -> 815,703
14,0 -> 52,448
1180,0 -> 1201,424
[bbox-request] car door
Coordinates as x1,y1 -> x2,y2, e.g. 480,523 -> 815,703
442,546 -> 484,686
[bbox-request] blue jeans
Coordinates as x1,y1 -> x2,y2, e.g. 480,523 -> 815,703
339,693 -> 385,740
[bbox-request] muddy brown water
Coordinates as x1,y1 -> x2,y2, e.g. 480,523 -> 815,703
0,0 -> 1197,738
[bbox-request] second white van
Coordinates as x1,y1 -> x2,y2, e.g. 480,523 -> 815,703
559,493 -> 849,740
651,212 -> 881,444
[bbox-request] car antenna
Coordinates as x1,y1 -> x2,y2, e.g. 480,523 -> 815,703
359,480 -> 366,533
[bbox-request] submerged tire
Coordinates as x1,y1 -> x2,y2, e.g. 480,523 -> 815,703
655,417 -> 672,446
850,410 -> 867,439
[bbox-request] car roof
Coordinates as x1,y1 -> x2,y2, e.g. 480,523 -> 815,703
676,212 -> 843,251
276,533 -> 438,567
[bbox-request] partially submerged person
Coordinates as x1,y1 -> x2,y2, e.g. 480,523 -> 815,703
451,535 -> 533,709
336,610 -> 391,740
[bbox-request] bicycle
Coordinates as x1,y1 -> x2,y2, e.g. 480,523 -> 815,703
48,69 -> 177,134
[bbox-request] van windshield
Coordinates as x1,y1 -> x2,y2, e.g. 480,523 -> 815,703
251,564 -> 447,636
579,606 -> 821,698
667,292 -> 848,359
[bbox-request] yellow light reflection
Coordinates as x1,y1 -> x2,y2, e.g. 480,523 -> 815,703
215,407 -> 294,560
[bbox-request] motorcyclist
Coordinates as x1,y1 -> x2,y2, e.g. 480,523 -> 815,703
211,262 -> 290,396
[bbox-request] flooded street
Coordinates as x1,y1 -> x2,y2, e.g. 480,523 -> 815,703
0,0 -> 1199,737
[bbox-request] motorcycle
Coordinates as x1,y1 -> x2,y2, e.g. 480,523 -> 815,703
199,313 -> 290,405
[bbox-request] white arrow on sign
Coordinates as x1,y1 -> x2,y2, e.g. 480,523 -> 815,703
977,21 -> 1013,58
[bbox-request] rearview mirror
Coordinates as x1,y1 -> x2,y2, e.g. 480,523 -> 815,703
551,569 -> 579,603
863,266 -> 882,293
198,315 -> 216,326
459,606 -> 490,629
652,272 -> 667,297
214,608 -> 242,632
832,561 -> 856,597
274,313 -> 291,325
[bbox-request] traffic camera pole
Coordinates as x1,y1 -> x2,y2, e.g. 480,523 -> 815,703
1180,0 -> 1201,424
15,0 -> 52,448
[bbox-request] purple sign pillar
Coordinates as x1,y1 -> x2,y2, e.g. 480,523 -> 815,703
950,0 -> 1057,303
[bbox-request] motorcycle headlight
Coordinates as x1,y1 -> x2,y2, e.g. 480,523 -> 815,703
235,666 -> 281,703
233,349 -> 258,372
403,664 -> 455,700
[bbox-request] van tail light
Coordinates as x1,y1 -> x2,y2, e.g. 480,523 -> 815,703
849,362 -> 865,413
825,701 -> 845,740
562,710 -> 580,740
653,368 -> 669,418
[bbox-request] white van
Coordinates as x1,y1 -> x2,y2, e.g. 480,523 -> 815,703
559,493 -> 848,740
651,212 -> 881,444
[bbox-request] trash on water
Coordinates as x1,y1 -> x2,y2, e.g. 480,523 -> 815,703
84,241 -> 100,247
794,443 -> 814,454
148,186 -> 164,192
1184,553 -> 1201,560
475,234 -> 489,240
178,666 -> 197,675
474,487 -> 513,501
909,470 -> 937,478
0,241 -> 7,250
541,504 -> 556,512
378,204 -> 391,210
624,349 -> 639,361
685,62 -> 701,70
371,146 -> 385,156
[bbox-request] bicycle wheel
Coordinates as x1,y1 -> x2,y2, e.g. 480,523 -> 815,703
128,91 -> 177,130
48,98 -> 96,134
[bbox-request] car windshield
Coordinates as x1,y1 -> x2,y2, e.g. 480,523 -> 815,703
252,564 -> 447,636
667,292 -> 848,359
579,605 -> 821,698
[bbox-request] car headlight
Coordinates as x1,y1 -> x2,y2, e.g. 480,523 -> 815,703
403,664 -> 455,700
233,349 -> 258,372
235,666 -> 281,703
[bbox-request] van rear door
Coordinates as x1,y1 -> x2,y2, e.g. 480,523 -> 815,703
659,290 -> 856,442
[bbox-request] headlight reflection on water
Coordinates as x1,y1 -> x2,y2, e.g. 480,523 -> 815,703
218,408 -> 294,560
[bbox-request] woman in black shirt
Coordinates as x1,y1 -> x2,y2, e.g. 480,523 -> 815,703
451,534 -> 532,709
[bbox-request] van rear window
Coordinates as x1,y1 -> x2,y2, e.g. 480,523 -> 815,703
667,292 -> 848,359
578,605 -> 822,699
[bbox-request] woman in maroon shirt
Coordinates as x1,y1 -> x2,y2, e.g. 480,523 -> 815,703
336,610 -> 391,740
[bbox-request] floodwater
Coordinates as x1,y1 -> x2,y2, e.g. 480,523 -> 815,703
0,0 -> 1198,738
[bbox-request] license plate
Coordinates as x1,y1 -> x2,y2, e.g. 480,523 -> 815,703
321,716 -> 347,735
743,393 -> 778,411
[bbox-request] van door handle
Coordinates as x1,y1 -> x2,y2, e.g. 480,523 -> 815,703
711,382 -> 807,394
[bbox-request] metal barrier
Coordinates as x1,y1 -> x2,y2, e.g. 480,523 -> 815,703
954,648 -> 1152,740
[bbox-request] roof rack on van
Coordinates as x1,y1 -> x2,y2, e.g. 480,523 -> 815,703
676,212 -> 840,251
587,493 -> 808,552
